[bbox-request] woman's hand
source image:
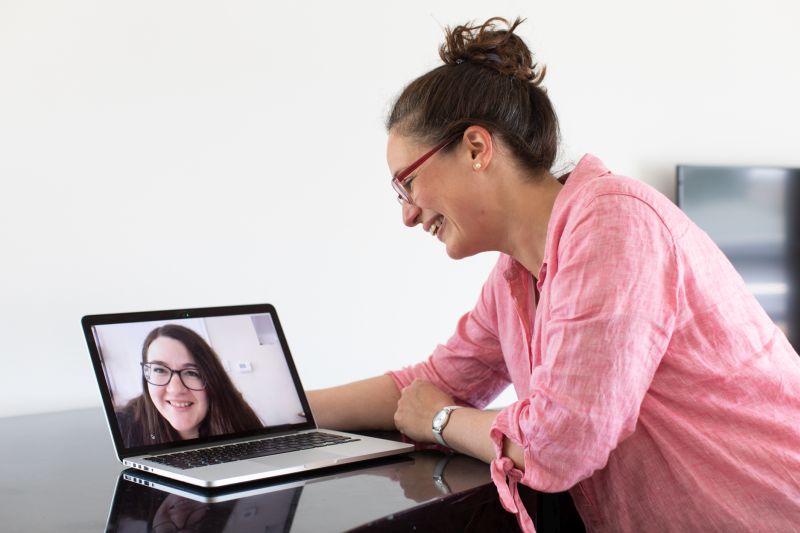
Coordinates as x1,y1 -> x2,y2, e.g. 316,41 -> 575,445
394,379 -> 456,442
394,379 -> 525,470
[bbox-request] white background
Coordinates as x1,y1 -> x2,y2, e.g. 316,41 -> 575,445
1,0 -> 799,418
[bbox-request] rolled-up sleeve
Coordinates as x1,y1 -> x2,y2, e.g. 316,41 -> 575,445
389,259 -> 512,408
491,192 -> 679,495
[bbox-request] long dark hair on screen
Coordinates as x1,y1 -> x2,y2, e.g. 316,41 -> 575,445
118,324 -> 262,447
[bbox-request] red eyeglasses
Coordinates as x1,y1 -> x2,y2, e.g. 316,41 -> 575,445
391,133 -> 461,205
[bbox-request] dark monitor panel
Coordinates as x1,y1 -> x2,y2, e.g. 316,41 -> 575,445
676,164 -> 800,349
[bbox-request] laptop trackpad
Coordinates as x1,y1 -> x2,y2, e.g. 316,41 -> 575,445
251,449 -> 345,469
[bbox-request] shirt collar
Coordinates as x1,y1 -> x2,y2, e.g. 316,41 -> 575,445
500,153 -> 612,280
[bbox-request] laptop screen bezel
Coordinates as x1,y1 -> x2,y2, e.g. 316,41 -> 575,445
82,303 -> 317,460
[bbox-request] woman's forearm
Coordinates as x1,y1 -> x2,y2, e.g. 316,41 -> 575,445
306,374 -> 401,431
443,408 -> 525,468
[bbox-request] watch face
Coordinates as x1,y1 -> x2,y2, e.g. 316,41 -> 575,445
433,411 -> 448,428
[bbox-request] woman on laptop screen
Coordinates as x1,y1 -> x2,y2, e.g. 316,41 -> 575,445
116,324 -> 263,447
307,16 -> 800,532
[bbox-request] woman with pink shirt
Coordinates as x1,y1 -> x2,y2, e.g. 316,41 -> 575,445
308,17 -> 800,532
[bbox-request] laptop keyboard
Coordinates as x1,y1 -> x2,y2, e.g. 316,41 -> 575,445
145,432 -> 359,470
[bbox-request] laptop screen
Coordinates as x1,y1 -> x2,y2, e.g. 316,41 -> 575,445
83,305 -> 314,458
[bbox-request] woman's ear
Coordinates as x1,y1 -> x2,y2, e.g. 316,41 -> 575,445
462,125 -> 493,171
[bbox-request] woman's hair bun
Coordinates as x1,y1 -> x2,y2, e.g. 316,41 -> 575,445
439,17 -> 545,85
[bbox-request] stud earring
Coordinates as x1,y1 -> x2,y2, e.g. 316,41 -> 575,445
473,162 -> 482,170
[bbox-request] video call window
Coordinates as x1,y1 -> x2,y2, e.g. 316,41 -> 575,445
92,313 -> 306,449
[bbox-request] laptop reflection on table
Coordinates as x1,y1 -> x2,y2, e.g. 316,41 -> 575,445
106,451 -> 494,532
108,469 -> 302,532
107,454 -> 411,533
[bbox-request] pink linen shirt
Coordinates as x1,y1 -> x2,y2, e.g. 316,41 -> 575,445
389,154 -> 800,532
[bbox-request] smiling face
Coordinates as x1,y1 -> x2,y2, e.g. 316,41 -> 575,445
145,336 -> 209,440
387,129 -> 500,259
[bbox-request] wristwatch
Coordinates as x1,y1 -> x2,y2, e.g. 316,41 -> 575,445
432,406 -> 462,447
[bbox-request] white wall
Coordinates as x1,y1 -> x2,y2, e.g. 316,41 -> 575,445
1,0 -> 799,418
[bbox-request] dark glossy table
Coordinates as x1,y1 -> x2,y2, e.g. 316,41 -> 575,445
0,409 -> 582,532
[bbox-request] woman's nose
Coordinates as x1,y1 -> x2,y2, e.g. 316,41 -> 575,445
402,201 -> 422,227
167,373 -> 189,392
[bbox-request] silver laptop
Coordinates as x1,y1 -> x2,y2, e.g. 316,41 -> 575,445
82,303 -> 413,488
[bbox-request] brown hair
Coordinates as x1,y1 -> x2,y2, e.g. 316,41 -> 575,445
118,324 -> 263,447
387,17 -> 559,175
